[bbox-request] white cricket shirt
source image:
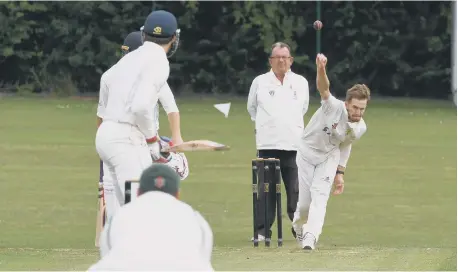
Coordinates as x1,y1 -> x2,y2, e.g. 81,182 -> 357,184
96,42 -> 169,139
154,82 -> 179,131
247,69 -> 309,151
299,94 -> 367,165
91,191 -> 213,271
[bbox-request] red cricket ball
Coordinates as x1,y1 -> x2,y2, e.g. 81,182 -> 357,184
313,20 -> 323,30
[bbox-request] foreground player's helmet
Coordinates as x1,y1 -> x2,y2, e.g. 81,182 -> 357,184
159,136 -> 189,180
141,10 -> 181,58
138,163 -> 181,197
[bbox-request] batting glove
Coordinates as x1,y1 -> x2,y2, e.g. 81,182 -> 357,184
146,136 -> 168,163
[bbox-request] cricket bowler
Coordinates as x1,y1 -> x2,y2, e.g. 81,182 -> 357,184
95,10 -> 182,219
88,164 -> 213,271
97,29 -> 185,221
292,53 -> 370,250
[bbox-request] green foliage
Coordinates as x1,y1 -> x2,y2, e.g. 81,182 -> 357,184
323,1 -> 452,98
0,1 -> 452,98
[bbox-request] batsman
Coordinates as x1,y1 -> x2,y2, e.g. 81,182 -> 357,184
95,10 -> 186,224
97,27 -> 188,223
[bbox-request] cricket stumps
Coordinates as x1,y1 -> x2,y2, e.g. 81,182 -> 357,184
251,158 -> 282,247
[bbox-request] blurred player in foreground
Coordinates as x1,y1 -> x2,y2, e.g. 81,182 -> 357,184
88,164 -> 212,271
292,53 -> 370,250
98,29 -> 185,221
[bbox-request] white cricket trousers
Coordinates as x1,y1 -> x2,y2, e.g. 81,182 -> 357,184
101,162 -> 115,221
95,121 -> 152,218
292,150 -> 339,242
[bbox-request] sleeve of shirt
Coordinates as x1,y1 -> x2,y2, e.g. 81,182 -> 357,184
321,94 -> 344,116
158,83 -> 179,114
96,73 -> 108,119
131,59 -> 169,139
247,77 -> 258,121
302,78 -> 310,116
346,120 -> 367,141
355,121 -> 367,139
338,141 -> 352,167
153,104 -> 160,132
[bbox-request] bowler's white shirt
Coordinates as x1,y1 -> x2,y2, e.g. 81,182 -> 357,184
96,42 -> 169,139
247,70 -> 309,151
90,191 -> 213,271
154,83 -> 179,131
299,94 -> 367,165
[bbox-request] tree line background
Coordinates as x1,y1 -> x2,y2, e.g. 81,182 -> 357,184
0,1 -> 453,99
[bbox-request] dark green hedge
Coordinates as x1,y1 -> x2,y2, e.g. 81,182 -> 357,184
0,1 -> 452,98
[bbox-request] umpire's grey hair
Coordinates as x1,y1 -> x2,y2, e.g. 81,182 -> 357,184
271,42 -> 291,56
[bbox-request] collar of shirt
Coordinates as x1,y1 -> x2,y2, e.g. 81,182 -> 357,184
142,41 -> 167,58
269,69 -> 292,85
268,69 -> 292,85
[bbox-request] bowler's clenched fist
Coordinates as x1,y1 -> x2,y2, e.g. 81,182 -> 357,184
316,53 -> 327,68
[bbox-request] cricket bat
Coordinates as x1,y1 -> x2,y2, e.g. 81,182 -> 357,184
95,160 -> 105,247
161,139 -> 230,152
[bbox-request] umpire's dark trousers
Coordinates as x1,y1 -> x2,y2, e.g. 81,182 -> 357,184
255,149 -> 299,238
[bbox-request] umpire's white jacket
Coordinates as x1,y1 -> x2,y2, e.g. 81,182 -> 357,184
247,69 -> 309,151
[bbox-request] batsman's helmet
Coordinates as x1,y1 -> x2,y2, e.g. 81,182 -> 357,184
141,10 -> 181,58
121,31 -> 143,57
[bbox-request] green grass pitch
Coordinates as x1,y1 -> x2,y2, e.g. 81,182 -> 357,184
0,96 -> 456,270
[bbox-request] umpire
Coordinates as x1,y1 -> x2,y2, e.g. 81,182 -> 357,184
247,42 -> 310,240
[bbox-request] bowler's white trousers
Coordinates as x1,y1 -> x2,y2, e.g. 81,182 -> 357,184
96,121 -> 153,219
292,149 -> 339,242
